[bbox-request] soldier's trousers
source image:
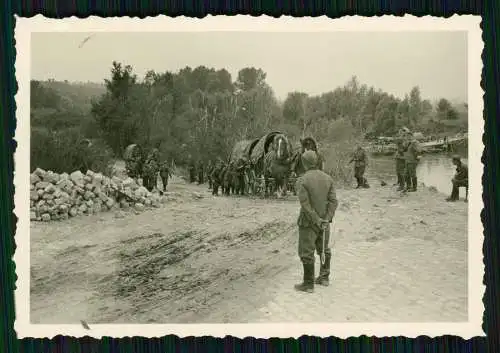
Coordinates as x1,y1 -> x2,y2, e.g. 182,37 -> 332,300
189,170 -> 196,183
212,181 -> 220,195
451,178 -> 468,200
298,225 -> 332,266
354,164 -> 366,186
160,175 -> 169,191
405,162 -> 418,190
396,160 -> 406,188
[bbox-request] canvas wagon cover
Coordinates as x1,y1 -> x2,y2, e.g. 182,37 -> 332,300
249,131 -> 283,164
230,140 -> 254,163
123,144 -> 142,160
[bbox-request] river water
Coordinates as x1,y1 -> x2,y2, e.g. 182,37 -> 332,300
368,152 -> 468,196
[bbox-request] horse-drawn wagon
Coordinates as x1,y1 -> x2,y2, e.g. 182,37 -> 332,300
228,131 -> 295,198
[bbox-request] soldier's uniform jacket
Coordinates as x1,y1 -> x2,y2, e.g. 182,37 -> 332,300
143,156 -> 159,177
404,139 -> 420,163
206,161 -> 214,175
296,169 -> 338,232
395,141 -> 405,160
351,148 -> 367,167
211,163 -> 224,183
159,162 -> 172,177
454,162 -> 468,183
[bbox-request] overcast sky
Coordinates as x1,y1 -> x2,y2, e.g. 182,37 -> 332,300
31,31 -> 467,102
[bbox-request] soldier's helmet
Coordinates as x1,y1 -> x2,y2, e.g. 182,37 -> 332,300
301,150 -> 318,170
302,137 -> 317,151
452,155 -> 461,162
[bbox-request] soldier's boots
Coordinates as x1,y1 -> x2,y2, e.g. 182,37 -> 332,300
294,263 -> 314,293
315,254 -> 331,286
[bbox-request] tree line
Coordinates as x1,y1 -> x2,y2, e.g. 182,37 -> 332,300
30,61 -> 467,174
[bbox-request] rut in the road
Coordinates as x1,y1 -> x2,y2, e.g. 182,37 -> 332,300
109,220 -> 295,318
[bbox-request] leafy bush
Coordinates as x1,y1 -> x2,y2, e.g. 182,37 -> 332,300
316,118 -> 359,186
31,127 -> 115,175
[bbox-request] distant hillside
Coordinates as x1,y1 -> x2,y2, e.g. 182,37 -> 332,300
40,80 -> 106,112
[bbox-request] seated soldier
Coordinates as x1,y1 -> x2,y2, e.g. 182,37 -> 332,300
446,155 -> 468,202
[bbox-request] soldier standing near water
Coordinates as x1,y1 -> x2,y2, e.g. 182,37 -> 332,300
349,145 -> 369,189
395,138 -> 406,191
403,131 -> 421,192
446,155 -> 468,202
294,151 -> 338,293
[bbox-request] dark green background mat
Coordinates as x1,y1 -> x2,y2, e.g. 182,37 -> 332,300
1,0 -> 497,352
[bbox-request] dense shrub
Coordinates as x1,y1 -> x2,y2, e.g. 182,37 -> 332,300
317,119 -> 360,186
31,127 -> 115,175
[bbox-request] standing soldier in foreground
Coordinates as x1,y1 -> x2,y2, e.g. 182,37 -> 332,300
349,145 -> 369,189
403,131 -> 420,192
446,155 -> 468,202
394,138 -> 406,191
294,151 -> 338,293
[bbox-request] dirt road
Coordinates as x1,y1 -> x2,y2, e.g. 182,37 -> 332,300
30,177 -> 468,324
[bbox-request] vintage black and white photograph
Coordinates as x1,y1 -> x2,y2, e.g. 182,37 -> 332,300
14,15 -> 484,338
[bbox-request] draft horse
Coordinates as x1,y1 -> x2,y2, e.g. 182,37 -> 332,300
263,133 -> 293,198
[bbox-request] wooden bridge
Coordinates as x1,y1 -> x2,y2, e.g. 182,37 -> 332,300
366,135 -> 468,156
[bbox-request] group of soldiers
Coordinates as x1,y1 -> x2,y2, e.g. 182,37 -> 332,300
292,131 -> 469,294
186,158 -> 249,196
346,127 -> 468,201
185,137 -> 328,198
394,128 -> 421,192
125,148 -> 173,193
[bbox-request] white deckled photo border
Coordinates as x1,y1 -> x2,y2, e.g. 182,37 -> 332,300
13,14 -> 485,339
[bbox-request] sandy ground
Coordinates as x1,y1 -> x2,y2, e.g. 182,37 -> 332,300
30,175 -> 468,324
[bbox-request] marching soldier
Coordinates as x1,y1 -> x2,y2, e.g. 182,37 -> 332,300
188,158 -> 196,183
206,160 -> 214,189
234,158 -> 247,195
294,151 -> 338,293
197,160 -> 205,185
349,145 -> 369,189
210,160 -> 224,196
446,155 -> 468,202
142,148 -> 160,192
159,160 -> 173,192
222,162 -> 233,196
